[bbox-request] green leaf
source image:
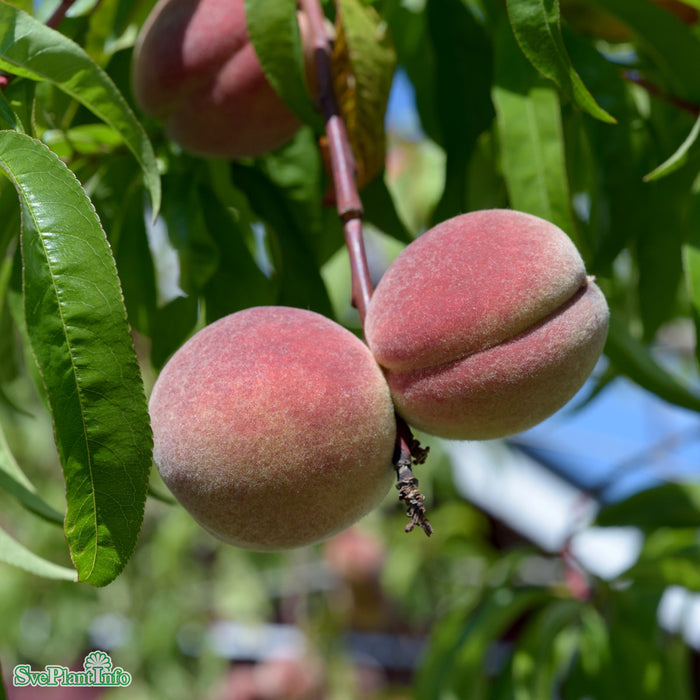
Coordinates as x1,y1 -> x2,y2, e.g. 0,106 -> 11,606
626,529 -> 700,591
428,0 -> 495,222
0,2 -> 161,215
244,0 -> 322,131
645,113 -> 700,182
684,200 -> 700,371
0,659 -> 6,700
0,419 -> 63,524
415,587 -> 550,699
589,0 -> 700,104
493,19 -> 576,237
596,483 -> 700,530
604,313 -> 700,414
0,130 -> 152,586
505,0 -> 616,124
361,172 -> 412,244
511,599 -> 583,700
230,162 -> 334,317
332,0 -> 397,192
0,525 -> 76,581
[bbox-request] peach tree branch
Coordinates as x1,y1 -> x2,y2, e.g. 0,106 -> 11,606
299,0 -> 432,536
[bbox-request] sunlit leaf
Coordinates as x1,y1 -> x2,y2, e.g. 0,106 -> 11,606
511,599 -> 583,699
244,0 -> 321,130
0,525 -> 76,581
331,0 -> 396,192
493,19 -> 575,237
0,1 -> 160,214
645,113 -> 700,182
506,0 -> 616,123
0,130 -> 152,586
415,587 -> 550,699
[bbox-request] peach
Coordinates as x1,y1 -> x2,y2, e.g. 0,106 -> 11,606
364,209 -> 609,440
131,0 -> 312,158
149,306 -> 396,550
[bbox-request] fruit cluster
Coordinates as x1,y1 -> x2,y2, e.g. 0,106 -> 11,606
138,0 -> 610,551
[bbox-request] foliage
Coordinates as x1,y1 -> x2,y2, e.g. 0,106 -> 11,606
0,0 -> 700,697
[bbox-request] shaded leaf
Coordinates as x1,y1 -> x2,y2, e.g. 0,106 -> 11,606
604,313 -> 700,413
0,2 -> 160,214
0,130 -> 151,586
361,172 -> 412,243
260,128 -> 341,265
427,0 -> 495,222
198,183 -> 275,322
589,0 -> 700,104
0,419 -> 63,524
506,0 -> 615,123
230,162 -> 334,317
150,295 -> 198,370
493,19 -> 575,236
596,483 -> 700,530
0,525 -> 76,581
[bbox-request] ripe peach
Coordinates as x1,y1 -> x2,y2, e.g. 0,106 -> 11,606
149,307 -> 396,550
364,209 -> 609,440
131,0 -> 312,158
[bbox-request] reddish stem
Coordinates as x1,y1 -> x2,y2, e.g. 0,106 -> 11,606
299,0 -> 431,536
46,0 -> 77,30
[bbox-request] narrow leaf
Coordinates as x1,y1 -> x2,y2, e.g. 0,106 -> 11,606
493,19 -> 575,237
506,0 -> 616,123
244,0 -> 321,130
0,1 -> 160,214
605,314 -> 700,413
0,420 -> 63,524
589,0 -> 700,104
511,599 -> 583,699
415,587 -> 550,699
645,113 -> 700,182
0,525 -> 76,581
684,204 -> 700,371
0,130 -> 152,586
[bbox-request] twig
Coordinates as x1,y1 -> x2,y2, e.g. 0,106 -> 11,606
299,0 -> 432,536
46,0 -> 77,30
623,70 -> 700,116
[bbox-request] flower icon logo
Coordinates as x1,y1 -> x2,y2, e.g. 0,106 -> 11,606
83,650 -> 112,673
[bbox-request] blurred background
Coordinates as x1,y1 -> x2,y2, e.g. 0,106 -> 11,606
3,0 -> 700,698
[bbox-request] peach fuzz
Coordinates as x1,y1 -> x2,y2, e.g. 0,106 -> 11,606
149,306 -> 396,551
364,209 -> 609,440
132,0 -> 310,158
